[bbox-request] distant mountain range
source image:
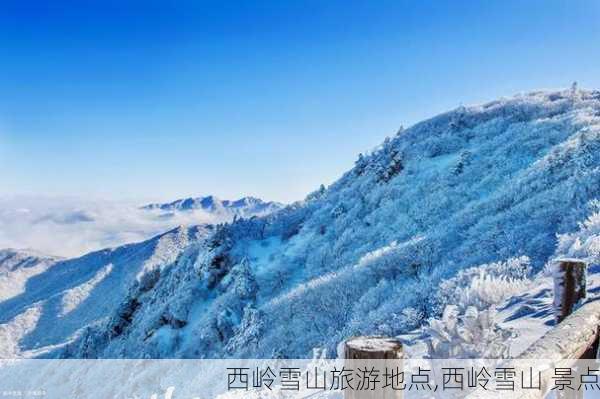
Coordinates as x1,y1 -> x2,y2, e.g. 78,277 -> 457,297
0,195 -> 284,258
141,195 -> 284,219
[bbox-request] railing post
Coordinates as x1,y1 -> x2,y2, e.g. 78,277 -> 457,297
344,336 -> 403,399
553,258 -> 599,363
553,259 -> 587,324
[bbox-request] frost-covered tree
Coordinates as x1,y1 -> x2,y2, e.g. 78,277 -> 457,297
433,257 -> 532,313
425,305 -> 517,358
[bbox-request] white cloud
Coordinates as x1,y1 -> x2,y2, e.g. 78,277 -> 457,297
0,196 -> 227,258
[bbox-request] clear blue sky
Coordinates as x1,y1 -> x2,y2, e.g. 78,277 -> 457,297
1,0 -> 599,203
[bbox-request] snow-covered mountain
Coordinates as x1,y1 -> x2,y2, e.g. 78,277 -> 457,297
2,88 -> 600,359
0,249 -> 61,303
141,195 -> 284,219
0,226 -> 210,357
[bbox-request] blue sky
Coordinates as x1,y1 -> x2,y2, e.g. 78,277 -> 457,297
1,0 -> 599,203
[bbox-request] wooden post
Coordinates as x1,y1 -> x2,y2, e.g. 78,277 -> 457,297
554,259 -> 587,324
553,259 -> 593,399
552,258 -> 600,359
344,336 -> 403,399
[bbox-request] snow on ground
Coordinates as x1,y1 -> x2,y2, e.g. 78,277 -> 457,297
59,263 -> 113,317
0,249 -> 59,302
0,303 -> 42,357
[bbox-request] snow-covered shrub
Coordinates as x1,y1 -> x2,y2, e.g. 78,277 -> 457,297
434,257 -> 532,312
345,278 -> 425,338
553,200 -> 600,266
425,258 -> 530,358
222,259 -> 257,300
425,305 -> 516,358
452,149 -> 472,175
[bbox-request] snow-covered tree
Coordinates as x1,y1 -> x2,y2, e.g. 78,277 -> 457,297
425,305 -> 517,358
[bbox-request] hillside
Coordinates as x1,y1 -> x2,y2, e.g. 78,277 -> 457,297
0,249 -> 61,303
0,226 -> 210,357
2,88 -> 600,359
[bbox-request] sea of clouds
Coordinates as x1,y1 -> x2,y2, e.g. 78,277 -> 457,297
0,196 -> 225,258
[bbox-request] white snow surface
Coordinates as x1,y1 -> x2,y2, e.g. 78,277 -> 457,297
2,89 -> 600,359
0,249 -> 60,302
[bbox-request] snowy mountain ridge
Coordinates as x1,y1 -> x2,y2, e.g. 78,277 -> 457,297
0,249 -> 61,304
0,249 -> 60,273
141,195 -> 284,219
2,88 -> 600,359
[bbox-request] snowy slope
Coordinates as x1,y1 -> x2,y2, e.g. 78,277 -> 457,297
3,88 -> 600,360
0,249 -> 61,302
0,226 -> 211,357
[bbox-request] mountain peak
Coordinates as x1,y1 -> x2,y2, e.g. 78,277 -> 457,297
141,195 -> 284,218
